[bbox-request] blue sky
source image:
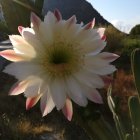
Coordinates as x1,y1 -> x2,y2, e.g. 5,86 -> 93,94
87,0 -> 140,33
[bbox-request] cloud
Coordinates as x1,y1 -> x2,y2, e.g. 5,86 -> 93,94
111,17 -> 140,34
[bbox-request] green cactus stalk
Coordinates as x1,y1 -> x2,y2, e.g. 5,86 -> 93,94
125,134 -> 132,140
107,86 -> 125,140
131,48 -> 140,100
128,96 -> 140,140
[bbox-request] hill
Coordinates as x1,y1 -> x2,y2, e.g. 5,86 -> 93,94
42,0 -> 111,26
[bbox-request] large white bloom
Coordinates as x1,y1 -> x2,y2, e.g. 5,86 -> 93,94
0,10 -> 119,121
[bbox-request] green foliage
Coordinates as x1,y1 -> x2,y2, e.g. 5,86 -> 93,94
0,21 -> 9,33
122,38 -> 140,57
0,0 -> 44,34
0,0 -> 30,33
0,21 -> 10,40
105,25 -> 125,53
34,0 -> 44,15
130,24 -> 140,36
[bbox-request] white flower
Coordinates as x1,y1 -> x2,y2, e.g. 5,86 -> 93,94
0,10 -> 119,121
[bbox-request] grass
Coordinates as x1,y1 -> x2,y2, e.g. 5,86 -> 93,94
0,72 -> 92,140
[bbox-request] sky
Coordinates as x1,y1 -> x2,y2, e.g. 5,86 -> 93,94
87,0 -> 140,33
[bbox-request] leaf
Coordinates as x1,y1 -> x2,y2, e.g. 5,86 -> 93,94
0,0 -> 31,33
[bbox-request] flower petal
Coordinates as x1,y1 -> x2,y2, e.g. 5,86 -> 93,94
62,98 -> 73,121
86,64 -> 117,75
18,26 -> 24,34
97,28 -> 105,38
9,80 -> 28,95
54,9 -> 62,21
66,77 -> 88,106
49,79 -> 66,110
21,28 -> 43,51
80,39 -> 106,55
84,18 -> 95,30
99,52 -> 120,62
84,88 -> 103,104
0,50 -> 27,62
66,15 -> 77,28
74,69 -> 104,89
24,79 -> 41,97
39,22 -> 53,47
9,35 -> 36,58
40,92 -> 55,117
85,52 -> 118,66
30,12 -> 41,30
26,94 -> 42,110
44,11 -> 57,25
101,35 -> 106,41
3,62 -> 41,80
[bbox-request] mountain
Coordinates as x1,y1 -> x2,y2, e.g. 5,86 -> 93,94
42,0 -> 111,26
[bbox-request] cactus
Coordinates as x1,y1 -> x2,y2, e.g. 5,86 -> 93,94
107,86 -> 125,140
107,88 -> 140,140
128,96 -> 140,140
131,48 -> 140,100
107,48 -> 140,140
130,48 -> 140,140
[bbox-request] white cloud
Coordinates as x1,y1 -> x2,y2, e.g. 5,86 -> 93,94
111,17 -> 140,34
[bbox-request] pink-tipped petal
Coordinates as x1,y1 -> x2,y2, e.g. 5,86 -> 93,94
18,26 -> 24,34
42,100 -> 55,117
87,89 -> 103,104
54,9 -> 62,21
40,93 -> 55,117
30,12 -> 41,29
26,94 -> 41,110
84,18 -> 95,30
0,50 -> 26,62
66,15 -> 77,28
101,76 -> 113,87
97,28 -> 105,38
62,98 -> 73,121
101,52 -> 120,62
9,80 -> 28,96
101,35 -> 106,41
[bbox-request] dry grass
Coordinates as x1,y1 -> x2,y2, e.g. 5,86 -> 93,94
112,69 -> 136,113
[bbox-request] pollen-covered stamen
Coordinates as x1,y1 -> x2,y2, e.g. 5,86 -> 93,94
40,41 -> 83,78
48,47 -> 71,64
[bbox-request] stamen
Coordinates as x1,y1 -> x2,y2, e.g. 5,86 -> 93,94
39,41 -> 83,78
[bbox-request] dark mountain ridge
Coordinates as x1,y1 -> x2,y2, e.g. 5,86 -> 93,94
42,0 -> 111,26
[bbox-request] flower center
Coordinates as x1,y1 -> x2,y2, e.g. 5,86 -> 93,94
48,47 -> 71,64
40,41 -> 83,78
